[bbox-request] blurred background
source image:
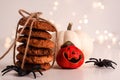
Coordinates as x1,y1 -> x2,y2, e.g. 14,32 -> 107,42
0,1 -> 120,80
0,0 -> 120,58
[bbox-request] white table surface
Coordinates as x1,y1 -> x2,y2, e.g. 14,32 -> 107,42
0,41 -> 120,80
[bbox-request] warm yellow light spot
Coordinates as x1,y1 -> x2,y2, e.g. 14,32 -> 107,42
79,20 -> 83,24
49,11 -> 53,15
54,1 -> 59,6
93,1 -> 105,10
108,33 -> 113,37
98,2 -> 102,6
104,30 -> 108,34
53,6 -> 57,10
98,35 -> 104,44
83,19 -> 88,24
95,30 -> 100,34
77,25 -> 82,30
107,45 -> 111,49
112,37 -> 117,44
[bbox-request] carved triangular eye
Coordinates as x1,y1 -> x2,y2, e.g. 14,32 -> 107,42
64,52 -> 68,59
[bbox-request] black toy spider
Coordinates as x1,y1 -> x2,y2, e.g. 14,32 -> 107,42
1,65 -> 44,78
85,58 -> 117,69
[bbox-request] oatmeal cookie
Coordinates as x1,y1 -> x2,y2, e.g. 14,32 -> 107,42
17,44 -> 53,56
17,36 -> 55,49
19,17 -> 56,32
16,53 -> 53,64
18,28 -> 52,39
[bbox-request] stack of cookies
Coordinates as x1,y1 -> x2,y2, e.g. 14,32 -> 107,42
15,17 -> 57,70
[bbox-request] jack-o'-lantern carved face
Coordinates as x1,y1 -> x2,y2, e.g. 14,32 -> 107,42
56,41 -> 84,69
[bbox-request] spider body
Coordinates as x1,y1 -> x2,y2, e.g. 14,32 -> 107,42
1,65 -> 43,78
85,58 -> 117,69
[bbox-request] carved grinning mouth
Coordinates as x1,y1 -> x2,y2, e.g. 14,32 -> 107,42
64,53 -> 82,63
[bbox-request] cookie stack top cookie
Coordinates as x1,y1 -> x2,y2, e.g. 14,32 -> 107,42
19,17 -> 56,32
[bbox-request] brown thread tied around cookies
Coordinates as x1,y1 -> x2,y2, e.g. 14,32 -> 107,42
0,9 -> 58,70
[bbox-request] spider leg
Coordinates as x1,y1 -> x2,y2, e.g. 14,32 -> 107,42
110,61 -> 117,65
2,65 -> 19,72
1,66 -> 14,73
32,71 -> 36,79
109,64 -> 115,69
89,58 -> 98,62
38,70 -> 43,75
1,68 -> 9,73
104,59 -> 117,65
99,58 -> 102,62
85,61 -> 96,63
103,62 -> 108,68
103,61 -> 115,69
107,62 -> 116,69
2,69 -> 13,76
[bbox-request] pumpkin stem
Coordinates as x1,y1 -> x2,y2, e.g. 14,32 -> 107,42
67,23 -> 72,30
61,41 -> 74,48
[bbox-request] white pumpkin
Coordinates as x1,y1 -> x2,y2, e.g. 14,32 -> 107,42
56,23 -> 94,60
